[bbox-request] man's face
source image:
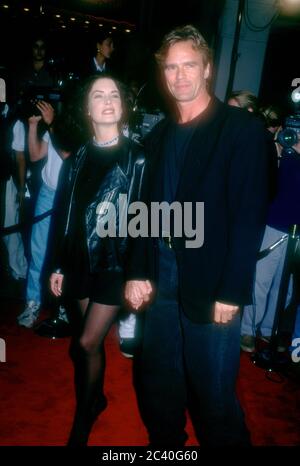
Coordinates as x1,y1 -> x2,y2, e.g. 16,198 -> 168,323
32,40 -> 46,61
163,40 -> 210,104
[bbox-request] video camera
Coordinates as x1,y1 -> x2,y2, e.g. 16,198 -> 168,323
277,114 -> 300,155
276,81 -> 300,155
18,86 -> 62,120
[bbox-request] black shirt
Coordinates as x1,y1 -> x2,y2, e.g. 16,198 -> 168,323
162,119 -> 197,204
65,141 -> 122,272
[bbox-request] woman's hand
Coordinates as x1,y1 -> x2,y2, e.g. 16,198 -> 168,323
50,273 -> 64,297
125,280 -> 153,311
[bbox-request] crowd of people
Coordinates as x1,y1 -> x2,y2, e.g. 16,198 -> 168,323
0,24 -> 300,446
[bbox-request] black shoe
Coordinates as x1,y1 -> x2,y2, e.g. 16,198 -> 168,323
34,317 -> 72,338
67,396 -> 108,447
119,338 -> 141,358
91,394 -> 108,423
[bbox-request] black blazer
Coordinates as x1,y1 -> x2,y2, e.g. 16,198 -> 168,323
126,97 -> 269,323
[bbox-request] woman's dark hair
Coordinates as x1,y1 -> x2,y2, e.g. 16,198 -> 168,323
51,75 -> 131,153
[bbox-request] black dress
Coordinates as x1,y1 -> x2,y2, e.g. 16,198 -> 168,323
64,141 -> 124,305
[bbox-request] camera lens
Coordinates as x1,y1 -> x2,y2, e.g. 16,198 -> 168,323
277,128 -> 298,148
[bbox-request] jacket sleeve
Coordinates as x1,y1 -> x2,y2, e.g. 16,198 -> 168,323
215,117 -> 269,305
44,156 -> 73,276
124,148 -> 152,281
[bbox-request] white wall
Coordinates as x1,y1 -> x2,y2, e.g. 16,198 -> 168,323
214,0 -> 278,101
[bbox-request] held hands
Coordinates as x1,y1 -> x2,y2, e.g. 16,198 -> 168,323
50,273 -> 64,297
125,280 -> 153,311
213,301 -> 239,324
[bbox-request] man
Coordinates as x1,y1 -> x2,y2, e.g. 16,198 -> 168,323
241,125 -> 300,352
125,25 -> 269,446
15,37 -> 54,100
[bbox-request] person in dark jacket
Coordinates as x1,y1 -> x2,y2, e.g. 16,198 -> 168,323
49,74 -> 145,446
79,31 -> 115,79
125,25 -> 269,446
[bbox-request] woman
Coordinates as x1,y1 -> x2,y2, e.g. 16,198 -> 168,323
81,32 -> 115,78
49,74 -> 146,446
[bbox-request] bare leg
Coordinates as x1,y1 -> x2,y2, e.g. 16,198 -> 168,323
68,301 -> 119,446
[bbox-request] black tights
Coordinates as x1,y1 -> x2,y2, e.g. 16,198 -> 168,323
68,299 -> 119,446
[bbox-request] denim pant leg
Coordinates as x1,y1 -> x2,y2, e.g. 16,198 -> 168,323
3,177 -> 27,279
181,312 -> 250,446
26,183 -> 55,303
241,226 -> 290,337
139,243 -> 187,446
291,304 -> 300,349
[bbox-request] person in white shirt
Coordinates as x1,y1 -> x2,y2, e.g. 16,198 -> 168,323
17,101 -> 70,328
2,120 -> 27,281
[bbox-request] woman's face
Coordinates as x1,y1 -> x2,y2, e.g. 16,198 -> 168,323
97,38 -> 114,59
87,78 -> 122,126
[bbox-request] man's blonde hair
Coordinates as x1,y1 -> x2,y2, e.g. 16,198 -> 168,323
155,24 -> 212,68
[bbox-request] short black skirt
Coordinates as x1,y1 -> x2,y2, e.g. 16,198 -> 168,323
64,268 -> 124,306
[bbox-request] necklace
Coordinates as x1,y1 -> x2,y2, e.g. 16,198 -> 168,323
94,135 -> 119,147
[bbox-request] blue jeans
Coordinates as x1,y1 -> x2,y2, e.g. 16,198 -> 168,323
139,241 -> 250,446
26,182 -> 55,303
241,226 -> 292,337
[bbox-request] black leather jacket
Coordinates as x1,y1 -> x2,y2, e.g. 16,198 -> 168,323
52,136 -> 146,275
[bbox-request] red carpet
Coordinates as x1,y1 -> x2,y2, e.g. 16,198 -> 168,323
0,299 -> 299,446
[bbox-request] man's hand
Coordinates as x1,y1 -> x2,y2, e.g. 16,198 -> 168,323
36,100 -> 55,126
125,280 -> 153,311
213,301 -> 239,324
50,273 -> 64,297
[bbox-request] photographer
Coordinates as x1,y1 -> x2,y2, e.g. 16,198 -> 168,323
14,36 -> 54,102
241,117 -> 300,352
17,100 -> 70,328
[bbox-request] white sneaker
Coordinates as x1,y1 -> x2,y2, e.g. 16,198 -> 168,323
58,305 -> 69,323
17,300 -> 40,328
119,313 -> 136,339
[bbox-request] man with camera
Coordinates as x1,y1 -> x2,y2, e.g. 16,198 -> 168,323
241,114 -> 300,352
